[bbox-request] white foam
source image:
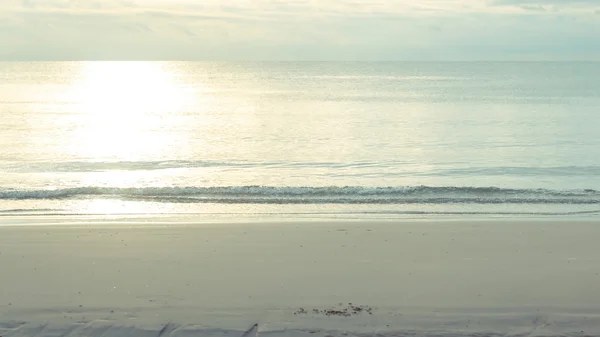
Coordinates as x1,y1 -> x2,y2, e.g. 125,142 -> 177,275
0,185 -> 598,205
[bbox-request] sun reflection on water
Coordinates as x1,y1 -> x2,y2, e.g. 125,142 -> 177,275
69,61 -> 189,161
65,62 -> 195,214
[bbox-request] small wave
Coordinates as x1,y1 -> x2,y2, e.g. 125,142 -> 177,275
6,162 -> 600,177
426,166 -> 600,177
2,160 -> 265,172
0,208 -> 60,213
3,209 -> 599,217
1,186 -> 599,205
291,75 -> 462,81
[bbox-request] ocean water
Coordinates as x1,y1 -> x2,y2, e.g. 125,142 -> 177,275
1,61 -> 599,219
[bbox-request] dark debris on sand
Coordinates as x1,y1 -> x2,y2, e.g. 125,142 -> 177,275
294,303 -> 373,317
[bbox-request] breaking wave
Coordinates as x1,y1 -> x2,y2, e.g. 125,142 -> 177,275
1,186 -> 599,204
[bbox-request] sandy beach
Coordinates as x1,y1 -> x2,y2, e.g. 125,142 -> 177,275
2,218 -> 600,336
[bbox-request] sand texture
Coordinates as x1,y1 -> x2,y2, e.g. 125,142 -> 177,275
2,218 -> 600,336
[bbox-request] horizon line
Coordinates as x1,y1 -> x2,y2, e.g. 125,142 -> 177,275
1,59 -> 600,63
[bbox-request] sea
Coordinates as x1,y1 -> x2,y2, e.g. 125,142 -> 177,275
1,61 -> 599,220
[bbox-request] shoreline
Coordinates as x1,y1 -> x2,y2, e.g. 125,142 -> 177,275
1,213 -> 599,227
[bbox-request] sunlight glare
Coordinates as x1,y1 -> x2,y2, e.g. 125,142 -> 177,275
69,62 -> 188,161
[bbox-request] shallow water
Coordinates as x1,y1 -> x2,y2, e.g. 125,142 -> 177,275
1,61 -> 599,218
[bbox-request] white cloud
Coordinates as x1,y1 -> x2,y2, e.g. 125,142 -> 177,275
489,0 -> 600,13
491,0 -> 600,4
1,0 -> 599,60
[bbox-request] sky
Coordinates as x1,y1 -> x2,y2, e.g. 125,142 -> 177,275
1,0 -> 599,61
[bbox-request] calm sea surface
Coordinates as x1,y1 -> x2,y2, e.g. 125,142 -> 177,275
1,62 -> 599,219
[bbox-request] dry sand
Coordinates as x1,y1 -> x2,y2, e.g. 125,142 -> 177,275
2,217 -> 600,336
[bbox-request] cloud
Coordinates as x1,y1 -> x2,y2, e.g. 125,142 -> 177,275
0,0 -> 599,60
490,0 -> 600,11
518,4 -> 549,11
492,0 -> 600,5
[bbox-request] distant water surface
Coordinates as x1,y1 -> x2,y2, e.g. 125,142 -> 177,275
1,61 -> 599,218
